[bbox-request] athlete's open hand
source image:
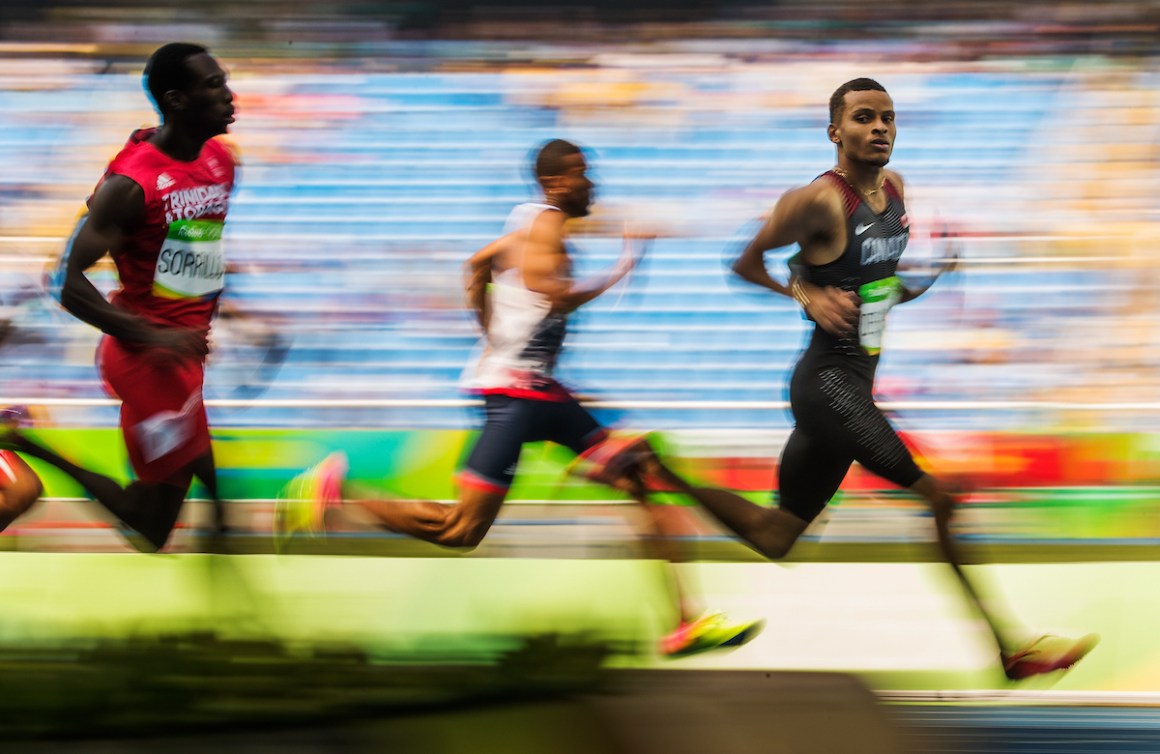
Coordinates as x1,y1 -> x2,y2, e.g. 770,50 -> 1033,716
801,282 -> 859,336
900,241 -> 960,303
936,242 -> 961,276
620,223 -> 655,271
137,323 -> 210,363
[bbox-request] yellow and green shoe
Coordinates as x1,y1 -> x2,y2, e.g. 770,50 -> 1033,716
273,451 -> 347,552
659,612 -> 766,658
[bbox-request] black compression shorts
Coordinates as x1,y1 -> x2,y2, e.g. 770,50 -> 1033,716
777,363 -> 924,522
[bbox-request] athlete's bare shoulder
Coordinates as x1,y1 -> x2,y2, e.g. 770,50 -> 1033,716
526,206 -> 567,248
799,174 -> 847,230
883,168 -> 905,200
512,206 -> 569,280
88,174 -> 146,233
772,177 -> 841,222
748,176 -> 846,264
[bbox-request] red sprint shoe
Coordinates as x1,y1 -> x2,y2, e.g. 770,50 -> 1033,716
1002,633 -> 1099,681
568,433 -> 682,493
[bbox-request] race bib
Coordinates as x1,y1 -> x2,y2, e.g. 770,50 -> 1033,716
858,276 -> 902,355
153,219 -> 225,300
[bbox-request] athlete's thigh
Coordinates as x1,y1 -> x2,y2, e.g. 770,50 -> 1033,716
461,395 -> 535,492
777,427 -> 853,523
537,394 -> 605,455
801,366 -> 923,489
98,336 -> 207,487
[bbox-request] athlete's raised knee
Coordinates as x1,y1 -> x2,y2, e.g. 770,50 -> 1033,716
9,476 -> 43,507
0,473 -> 43,530
756,538 -> 795,561
751,508 -> 809,560
437,525 -> 488,550
430,509 -> 492,550
911,474 -> 958,521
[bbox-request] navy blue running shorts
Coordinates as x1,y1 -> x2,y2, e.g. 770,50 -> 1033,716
460,393 -> 606,493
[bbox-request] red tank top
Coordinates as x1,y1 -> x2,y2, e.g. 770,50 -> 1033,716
92,128 -> 236,331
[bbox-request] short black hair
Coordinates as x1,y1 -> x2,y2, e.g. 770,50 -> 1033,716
534,139 -> 582,180
829,78 -> 887,124
144,43 -> 209,113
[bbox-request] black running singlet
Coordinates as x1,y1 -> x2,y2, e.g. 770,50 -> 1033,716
798,170 -> 909,380
776,171 -> 923,521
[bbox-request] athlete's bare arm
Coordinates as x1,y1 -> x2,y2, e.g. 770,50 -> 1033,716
60,175 -> 207,359
464,231 -> 519,331
881,171 -> 957,304
733,180 -> 858,335
900,254 -> 958,303
519,210 -> 636,314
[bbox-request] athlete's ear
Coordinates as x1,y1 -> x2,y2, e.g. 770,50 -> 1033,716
161,88 -> 188,114
827,123 -> 841,145
540,174 -> 563,195
165,85 -> 194,115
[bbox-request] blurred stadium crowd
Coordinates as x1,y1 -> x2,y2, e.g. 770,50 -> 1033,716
0,0 -> 1157,432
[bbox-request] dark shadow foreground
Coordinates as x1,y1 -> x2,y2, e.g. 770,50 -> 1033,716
0,632 -> 911,753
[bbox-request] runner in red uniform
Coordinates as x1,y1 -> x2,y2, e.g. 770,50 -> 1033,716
3,43 -> 236,552
0,446 -> 42,533
0,407 -> 43,532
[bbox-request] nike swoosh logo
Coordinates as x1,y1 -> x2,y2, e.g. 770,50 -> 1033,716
855,222 -> 875,235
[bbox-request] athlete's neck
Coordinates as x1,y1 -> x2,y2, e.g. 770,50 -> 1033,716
542,197 -> 576,218
147,123 -> 210,162
832,163 -> 885,198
